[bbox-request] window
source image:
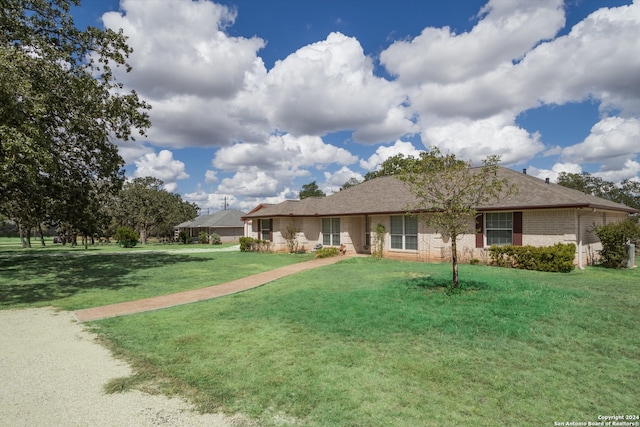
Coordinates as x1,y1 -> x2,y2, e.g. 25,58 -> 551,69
260,219 -> 272,241
322,218 -> 340,246
390,215 -> 418,250
485,212 -> 512,246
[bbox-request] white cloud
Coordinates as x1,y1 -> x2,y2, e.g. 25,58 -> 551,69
216,169 -> 279,197
515,1 -> 640,114
213,133 -> 357,172
526,162 -> 582,182
561,117 -> 640,169
133,149 -> 189,191
359,140 -> 422,170
381,0 -> 564,86
210,133 -> 358,198
593,159 -> 640,183
421,114 -> 544,165
205,170 -> 218,184
322,166 -> 364,194
264,32 -> 413,141
102,0 -> 265,99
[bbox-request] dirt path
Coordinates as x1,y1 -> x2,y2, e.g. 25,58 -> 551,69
0,307 -> 252,426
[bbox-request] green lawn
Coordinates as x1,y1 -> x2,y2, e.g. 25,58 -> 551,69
94,257 -> 638,426
0,247 -> 312,309
1,250 -> 638,426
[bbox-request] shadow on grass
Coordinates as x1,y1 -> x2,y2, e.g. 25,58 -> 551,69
0,252 -> 208,306
404,276 -> 489,293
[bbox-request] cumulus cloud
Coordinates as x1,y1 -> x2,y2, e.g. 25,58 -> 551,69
133,150 -> 190,192
359,140 -> 422,170
213,134 -> 357,172
210,133 -> 359,198
381,0 -> 564,86
102,0 -> 265,99
322,166 -> 364,194
421,114 -> 545,165
204,170 -> 218,184
526,162 -> 582,183
100,0 -> 640,205
264,32 -> 414,141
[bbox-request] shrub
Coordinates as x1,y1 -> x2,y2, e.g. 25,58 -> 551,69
115,226 -> 139,248
593,218 -> 640,268
177,231 -> 189,244
372,223 -> 386,258
283,222 -> 300,253
314,247 -> 339,259
239,237 -> 269,252
210,233 -> 221,245
198,231 -> 209,244
239,237 -> 255,251
489,243 -> 576,272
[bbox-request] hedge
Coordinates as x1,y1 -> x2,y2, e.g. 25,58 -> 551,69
489,243 -> 576,272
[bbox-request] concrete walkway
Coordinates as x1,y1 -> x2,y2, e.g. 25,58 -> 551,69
73,255 -> 347,322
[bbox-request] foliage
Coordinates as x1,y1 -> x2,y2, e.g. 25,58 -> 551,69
114,226 -> 139,248
489,243 -> 576,272
0,0 -> 151,245
400,147 -> 518,288
314,247 -> 339,258
283,222 -> 300,253
557,172 -> 640,210
198,231 -> 209,244
593,218 -> 640,268
209,233 -> 221,245
371,223 -> 386,258
111,177 -> 199,243
239,237 -> 269,252
298,181 -> 326,199
339,177 -> 361,191
176,231 -> 188,245
364,154 -> 417,181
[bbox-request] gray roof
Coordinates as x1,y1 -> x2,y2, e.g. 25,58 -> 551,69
177,209 -> 245,228
243,167 -> 638,219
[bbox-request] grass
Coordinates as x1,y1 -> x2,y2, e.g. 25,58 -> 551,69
89,257 -> 639,426
1,247 -> 638,425
0,244 -> 313,309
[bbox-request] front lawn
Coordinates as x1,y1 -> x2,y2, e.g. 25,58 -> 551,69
88,257 -> 639,426
0,249 -> 312,309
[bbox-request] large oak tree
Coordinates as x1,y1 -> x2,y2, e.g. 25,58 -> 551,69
0,0 -> 151,246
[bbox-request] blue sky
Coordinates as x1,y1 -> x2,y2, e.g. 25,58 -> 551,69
71,0 -> 640,213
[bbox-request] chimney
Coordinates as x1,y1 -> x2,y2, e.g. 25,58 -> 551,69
545,177 -> 550,184
522,168 -> 527,174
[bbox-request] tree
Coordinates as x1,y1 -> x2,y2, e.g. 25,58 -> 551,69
400,148 -> 517,290
339,177 -> 361,191
364,154 -> 417,181
0,0 -> 151,246
557,172 -> 640,210
299,181 -> 325,199
593,218 -> 640,268
112,177 -> 198,243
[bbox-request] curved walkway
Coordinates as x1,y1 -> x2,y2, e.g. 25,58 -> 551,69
73,255 -> 347,322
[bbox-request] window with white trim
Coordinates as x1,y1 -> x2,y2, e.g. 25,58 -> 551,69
322,218 -> 340,246
260,219 -> 271,241
485,212 -> 512,246
390,215 -> 418,250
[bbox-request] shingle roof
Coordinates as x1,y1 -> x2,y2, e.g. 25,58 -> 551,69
176,209 -> 245,228
243,167 -> 638,219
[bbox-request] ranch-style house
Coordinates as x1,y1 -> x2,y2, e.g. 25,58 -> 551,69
242,167 -> 638,268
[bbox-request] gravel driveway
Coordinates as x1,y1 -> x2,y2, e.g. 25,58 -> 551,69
0,307 -> 249,426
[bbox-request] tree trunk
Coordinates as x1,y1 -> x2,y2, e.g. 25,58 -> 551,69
38,224 -> 46,247
451,236 -> 459,289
